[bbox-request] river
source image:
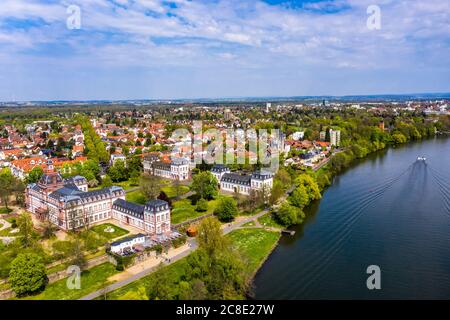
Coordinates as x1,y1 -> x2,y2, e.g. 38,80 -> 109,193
252,137 -> 450,299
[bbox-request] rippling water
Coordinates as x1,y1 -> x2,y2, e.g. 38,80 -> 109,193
252,137 -> 450,299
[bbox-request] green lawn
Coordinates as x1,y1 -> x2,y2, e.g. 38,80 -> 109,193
125,185 -> 190,204
0,207 -> 13,214
21,263 -> 118,300
126,190 -> 226,224
5,217 -> 16,224
90,223 -> 130,240
171,195 -> 230,225
257,213 -> 285,229
226,228 -> 280,274
161,185 -> 190,198
115,180 -> 138,190
125,189 -> 147,205
106,227 -> 280,300
0,227 -> 16,237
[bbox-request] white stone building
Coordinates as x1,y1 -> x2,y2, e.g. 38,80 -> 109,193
214,165 -> 273,196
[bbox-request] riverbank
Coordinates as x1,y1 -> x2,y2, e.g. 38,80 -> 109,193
252,136 -> 450,299
104,226 -> 281,300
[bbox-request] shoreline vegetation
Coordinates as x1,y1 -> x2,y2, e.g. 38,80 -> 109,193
1,107 -> 449,300
104,115 -> 450,300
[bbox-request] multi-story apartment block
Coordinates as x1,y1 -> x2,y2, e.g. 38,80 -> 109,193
330,129 -> 341,147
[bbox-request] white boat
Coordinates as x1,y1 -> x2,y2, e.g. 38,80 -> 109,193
417,156 -> 427,161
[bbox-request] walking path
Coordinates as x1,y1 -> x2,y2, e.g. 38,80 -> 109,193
80,208 -> 270,300
80,240 -> 198,300
80,180 -> 295,300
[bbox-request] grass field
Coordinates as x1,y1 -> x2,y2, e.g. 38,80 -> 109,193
125,189 -> 147,205
106,227 -> 280,300
0,207 -> 13,214
226,228 -> 280,274
0,227 -> 16,237
21,263 -> 118,300
90,223 -> 130,240
161,185 -> 190,198
257,213 -> 285,229
171,195 -> 230,225
125,185 -> 190,205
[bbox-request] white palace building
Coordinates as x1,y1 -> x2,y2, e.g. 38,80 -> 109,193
211,164 -> 274,196
26,159 -> 172,236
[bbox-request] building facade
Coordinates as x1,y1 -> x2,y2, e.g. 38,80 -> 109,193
26,160 -> 172,236
213,165 -> 273,196
330,129 -> 341,147
149,158 -> 190,180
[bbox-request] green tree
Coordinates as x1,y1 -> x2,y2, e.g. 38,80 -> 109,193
295,174 -> 321,201
68,237 -> 87,269
9,253 -> 47,296
196,198 -> 208,212
289,185 -> 309,208
214,197 -> 238,222
392,132 -> 407,144
196,217 -> 228,258
191,171 -> 218,200
140,173 -> 161,200
17,212 -> 37,247
146,263 -> 173,300
108,159 -> 128,182
275,202 -> 302,227
26,166 -> 44,183
0,168 -> 15,209
269,180 -> 284,205
102,175 -> 113,187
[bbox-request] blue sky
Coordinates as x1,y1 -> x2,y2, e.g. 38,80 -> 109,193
0,0 -> 449,101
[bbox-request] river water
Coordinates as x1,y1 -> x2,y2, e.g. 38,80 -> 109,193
252,137 -> 450,299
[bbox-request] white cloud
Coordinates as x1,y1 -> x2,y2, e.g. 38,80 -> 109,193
0,0 -> 449,99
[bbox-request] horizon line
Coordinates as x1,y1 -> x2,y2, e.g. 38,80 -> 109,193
1,91 -> 450,104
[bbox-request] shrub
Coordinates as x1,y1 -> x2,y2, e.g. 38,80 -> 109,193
171,235 -> 187,248
195,198 -> 208,212
214,197 -> 238,222
274,202 -> 303,227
